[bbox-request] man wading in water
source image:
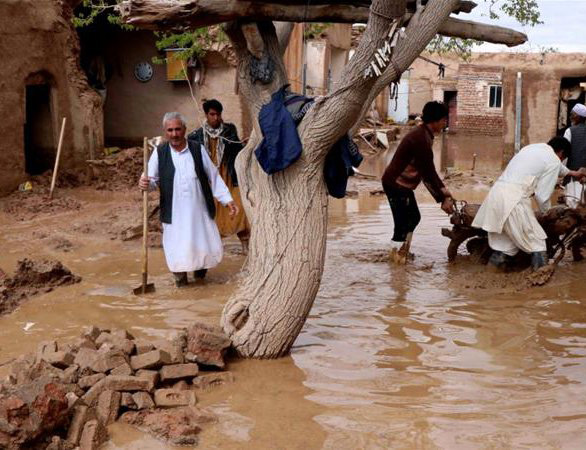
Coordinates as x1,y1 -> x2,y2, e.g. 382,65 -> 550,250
382,101 -> 455,260
188,100 -> 251,254
139,112 -> 238,287
473,137 -> 585,270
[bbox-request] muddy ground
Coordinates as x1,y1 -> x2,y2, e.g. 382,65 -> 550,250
1,143 -> 586,448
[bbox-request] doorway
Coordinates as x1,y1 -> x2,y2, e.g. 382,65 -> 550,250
558,77 -> 586,135
443,90 -> 458,131
24,83 -> 55,175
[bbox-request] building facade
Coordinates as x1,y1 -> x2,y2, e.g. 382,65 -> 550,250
403,52 -> 586,159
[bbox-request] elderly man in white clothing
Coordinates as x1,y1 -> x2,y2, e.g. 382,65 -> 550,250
139,112 -> 238,287
563,103 -> 586,208
473,137 -> 584,271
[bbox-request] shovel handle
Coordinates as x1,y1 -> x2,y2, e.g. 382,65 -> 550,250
142,137 -> 149,284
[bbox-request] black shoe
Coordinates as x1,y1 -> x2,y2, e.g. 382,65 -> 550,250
193,269 -> 208,280
531,251 -> 548,271
173,272 -> 188,287
488,251 -> 507,269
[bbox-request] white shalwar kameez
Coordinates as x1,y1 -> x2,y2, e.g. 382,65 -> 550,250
563,127 -> 585,208
472,143 -> 570,256
147,143 -> 233,273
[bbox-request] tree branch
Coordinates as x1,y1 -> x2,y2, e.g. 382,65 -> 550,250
440,16 -> 526,46
120,0 -> 525,46
274,21 -> 295,54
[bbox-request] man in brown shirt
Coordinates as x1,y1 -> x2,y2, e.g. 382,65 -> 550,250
382,101 -> 454,258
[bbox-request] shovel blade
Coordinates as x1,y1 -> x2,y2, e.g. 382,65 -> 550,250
133,283 -> 156,295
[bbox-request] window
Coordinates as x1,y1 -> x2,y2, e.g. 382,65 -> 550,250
489,85 -> 502,108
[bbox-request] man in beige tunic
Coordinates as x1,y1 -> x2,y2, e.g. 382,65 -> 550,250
188,99 -> 250,253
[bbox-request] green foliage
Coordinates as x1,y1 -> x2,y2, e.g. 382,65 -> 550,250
152,27 -> 227,64
427,36 -> 478,61
303,23 -> 331,39
72,0 -> 132,30
489,0 -> 542,26
427,0 -> 542,58
72,1 -> 225,62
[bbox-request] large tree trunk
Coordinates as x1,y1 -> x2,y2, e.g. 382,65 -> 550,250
220,1 -> 460,358
219,21 -> 330,357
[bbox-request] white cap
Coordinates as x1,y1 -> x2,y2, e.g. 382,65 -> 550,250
572,103 -> 586,118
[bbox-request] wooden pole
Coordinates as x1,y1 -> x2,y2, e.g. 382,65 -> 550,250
49,117 -> 67,200
141,137 -> 149,293
514,72 -> 522,154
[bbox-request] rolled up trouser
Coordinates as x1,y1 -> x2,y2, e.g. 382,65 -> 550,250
565,180 -> 584,209
384,184 -> 421,242
488,199 -> 547,256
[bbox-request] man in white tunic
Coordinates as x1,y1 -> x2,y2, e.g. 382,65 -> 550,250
563,103 -> 586,208
139,112 -> 237,287
473,137 -> 583,270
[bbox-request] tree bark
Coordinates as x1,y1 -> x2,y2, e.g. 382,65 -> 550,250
274,21 -> 295,54
218,21 -> 330,358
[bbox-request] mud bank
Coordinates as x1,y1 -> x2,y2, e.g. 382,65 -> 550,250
0,259 -> 80,316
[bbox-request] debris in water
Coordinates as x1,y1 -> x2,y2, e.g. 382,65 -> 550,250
526,264 -> 556,287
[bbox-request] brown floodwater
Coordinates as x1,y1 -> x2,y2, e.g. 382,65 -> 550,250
1,139 -> 586,448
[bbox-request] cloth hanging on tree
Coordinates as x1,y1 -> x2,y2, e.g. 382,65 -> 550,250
255,86 -> 363,198
255,85 -> 303,174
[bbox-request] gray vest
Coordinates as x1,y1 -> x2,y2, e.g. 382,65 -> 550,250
157,141 -> 216,224
568,124 -> 586,170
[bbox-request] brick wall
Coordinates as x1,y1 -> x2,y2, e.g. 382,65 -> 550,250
456,64 -> 504,135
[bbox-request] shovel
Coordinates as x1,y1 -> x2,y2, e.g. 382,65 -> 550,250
133,137 -> 155,295
527,228 -> 578,286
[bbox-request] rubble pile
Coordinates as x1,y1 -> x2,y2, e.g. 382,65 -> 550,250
0,259 -> 81,316
86,147 -> 144,191
355,126 -> 401,156
0,322 -> 233,449
2,192 -> 82,222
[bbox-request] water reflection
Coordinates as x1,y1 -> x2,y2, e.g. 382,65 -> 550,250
359,131 -> 504,179
1,138 -> 586,448
293,198 -> 586,448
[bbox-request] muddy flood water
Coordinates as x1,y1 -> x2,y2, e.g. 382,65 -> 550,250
2,135 -> 586,449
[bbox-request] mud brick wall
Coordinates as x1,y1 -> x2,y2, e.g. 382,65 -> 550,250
0,0 -> 103,195
456,64 -> 504,136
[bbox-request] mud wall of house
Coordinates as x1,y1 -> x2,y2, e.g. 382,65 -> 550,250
407,52 -> 586,164
283,24 -> 304,94
101,31 -> 242,146
501,54 -> 586,162
456,64 -> 503,136
408,75 -> 432,115
0,0 -> 102,195
305,40 -> 329,95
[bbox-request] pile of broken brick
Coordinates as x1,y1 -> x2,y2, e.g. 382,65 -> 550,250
0,321 -> 235,449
